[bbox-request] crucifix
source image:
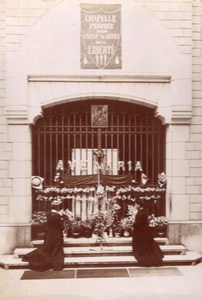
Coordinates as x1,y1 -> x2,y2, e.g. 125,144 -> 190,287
93,147 -> 106,249
91,105 -> 108,249
91,104 -> 108,183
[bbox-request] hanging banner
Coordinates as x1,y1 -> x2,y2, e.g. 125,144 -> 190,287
63,174 -> 133,187
81,4 -> 122,69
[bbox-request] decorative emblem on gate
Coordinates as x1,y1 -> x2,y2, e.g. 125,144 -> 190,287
31,176 -> 44,190
91,105 -> 108,127
81,4 -> 122,69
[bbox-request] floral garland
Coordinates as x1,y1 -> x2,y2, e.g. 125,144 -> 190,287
35,185 -> 165,202
32,169 -> 168,236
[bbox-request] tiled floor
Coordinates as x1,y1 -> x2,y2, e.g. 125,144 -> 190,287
1,263 -> 202,300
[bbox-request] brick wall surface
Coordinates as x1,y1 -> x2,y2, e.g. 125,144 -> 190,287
140,0 -> 192,54
189,0 -> 202,220
0,0 -> 61,222
5,0 -> 192,53
6,0 -> 62,52
0,0 -> 9,222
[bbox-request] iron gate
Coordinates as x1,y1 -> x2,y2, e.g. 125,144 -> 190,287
32,100 -> 165,185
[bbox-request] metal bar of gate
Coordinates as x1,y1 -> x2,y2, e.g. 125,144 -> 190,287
146,117 -> 149,178
61,115 -> 64,165
128,115 -> 131,170
134,115 -> 137,181
37,127 -> 40,176
122,113 -> 125,167
116,114 -> 120,176
43,124 -> 47,183
140,118 -> 143,175
55,116 -> 58,178
49,117 -> 53,185
152,122 -> 155,183
111,113 -> 114,174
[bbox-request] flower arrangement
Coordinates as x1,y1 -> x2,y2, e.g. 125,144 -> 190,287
120,217 -> 134,230
58,208 -> 74,220
113,221 -> 123,234
59,208 -> 74,235
31,211 -> 47,226
83,220 -> 94,231
127,205 -> 138,223
96,184 -> 105,199
82,218 -> 95,238
148,214 -> 168,228
69,216 -> 84,235
110,201 -> 122,234
92,211 -> 111,237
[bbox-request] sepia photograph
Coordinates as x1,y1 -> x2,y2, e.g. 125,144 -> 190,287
0,1 -> 202,300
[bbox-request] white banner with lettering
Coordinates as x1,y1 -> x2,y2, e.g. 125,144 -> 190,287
71,148 -> 118,175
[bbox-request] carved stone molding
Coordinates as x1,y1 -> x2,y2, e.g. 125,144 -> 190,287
171,108 -> 192,125
28,74 -> 171,83
6,106 -> 29,125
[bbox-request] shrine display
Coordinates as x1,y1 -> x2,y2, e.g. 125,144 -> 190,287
31,149 -> 167,240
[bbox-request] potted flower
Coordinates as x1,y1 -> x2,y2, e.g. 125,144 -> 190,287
148,214 -> 168,237
155,216 -> 168,236
69,216 -> 83,238
113,222 -> 123,237
31,211 -> 48,239
58,208 -> 74,237
120,217 -> 134,237
92,211 -> 110,239
156,216 -> 169,226
82,220 -> 94,238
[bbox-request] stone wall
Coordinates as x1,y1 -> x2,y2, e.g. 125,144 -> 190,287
168,221 -> 202,254
0,0 -> 10,224
190,0 -> 202,221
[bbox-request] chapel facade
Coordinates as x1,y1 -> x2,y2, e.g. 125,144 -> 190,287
0,0 -> 202,254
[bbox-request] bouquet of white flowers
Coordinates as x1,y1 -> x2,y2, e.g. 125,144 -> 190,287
148,214 -> 168,227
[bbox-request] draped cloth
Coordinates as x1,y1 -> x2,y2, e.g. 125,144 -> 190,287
63,174 -> 133,187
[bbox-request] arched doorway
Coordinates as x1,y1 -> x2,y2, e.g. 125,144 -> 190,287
31,100 -> 166,237
32,100 -> 165,182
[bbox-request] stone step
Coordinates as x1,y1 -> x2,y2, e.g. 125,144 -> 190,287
13,244 -> 186,259
63,252 -> 202,267
0,251 -> 201,270
32,236 -> 169,247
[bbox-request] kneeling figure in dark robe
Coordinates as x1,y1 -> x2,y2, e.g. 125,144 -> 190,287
132,199 -> 164,267
23,211 -> 64,272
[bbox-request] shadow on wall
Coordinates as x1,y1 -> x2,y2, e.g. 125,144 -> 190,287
0,227 -> 17,254
168,223 -> 202,253
0,225 -> 31,255
182,233 -> 202,254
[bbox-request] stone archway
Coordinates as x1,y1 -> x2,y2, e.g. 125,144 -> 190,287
31,99 -> 166,236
